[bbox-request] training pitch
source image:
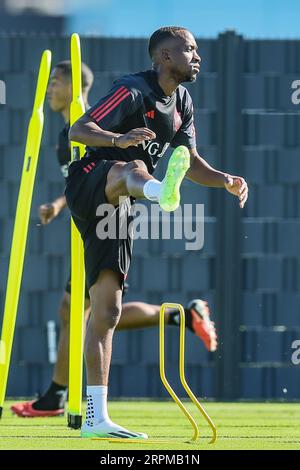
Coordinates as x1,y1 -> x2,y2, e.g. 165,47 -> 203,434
0,401 -> 299,450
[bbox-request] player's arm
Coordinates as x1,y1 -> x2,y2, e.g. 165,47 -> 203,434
39,195 -> 67,225
186,147 -> 227,187
69,84 -> 155,148
186,148 -> 248,209
174,90 -> 248,209
69,114 -> 155,149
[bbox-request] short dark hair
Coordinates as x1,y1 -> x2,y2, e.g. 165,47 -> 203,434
55,60 -> 94,91
148,26 -> 189,59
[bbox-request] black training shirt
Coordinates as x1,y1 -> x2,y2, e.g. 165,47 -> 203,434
85,70 -> 196,174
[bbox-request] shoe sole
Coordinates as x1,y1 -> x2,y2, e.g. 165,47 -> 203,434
11,406 -> 64,418
81,431 -> 148,439
159,146 -> 190,212
81,430 -> 148,440
190,308 -> 217,352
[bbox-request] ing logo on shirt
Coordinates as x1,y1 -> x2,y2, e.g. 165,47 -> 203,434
140,140 -> 170,158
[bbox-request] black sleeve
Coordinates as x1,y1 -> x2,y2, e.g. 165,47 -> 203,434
171,90 -> 196,149
86,82 -> 138,131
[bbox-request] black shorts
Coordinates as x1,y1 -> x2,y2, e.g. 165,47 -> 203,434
65,158 -> 134,291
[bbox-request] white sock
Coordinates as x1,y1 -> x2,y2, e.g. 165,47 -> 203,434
86,385 -> 109,426
143,179 -> 161,202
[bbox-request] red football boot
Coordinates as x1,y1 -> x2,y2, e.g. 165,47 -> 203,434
11,401 -> 64,417
186,299 -> 218,352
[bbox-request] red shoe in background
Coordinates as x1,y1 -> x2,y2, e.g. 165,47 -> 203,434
186,299 -> 218,352
11,401 -> 64,417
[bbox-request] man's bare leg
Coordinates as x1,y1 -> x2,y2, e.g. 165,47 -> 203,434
117,301 -> 217,351
53,293 -> 90,386
10,294 -> 216,416
105,159 -> 153,206
105,148 -> 190,211
117,302 -> 165,329
81,269 -> 147,438
84,270 -> 122,385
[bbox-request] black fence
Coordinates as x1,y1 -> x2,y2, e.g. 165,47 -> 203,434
0,32 -> 300,400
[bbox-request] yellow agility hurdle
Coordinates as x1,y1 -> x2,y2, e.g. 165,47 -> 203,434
93,303 -> 217,445
159,303 -> 217,443
93,302 -> 217,445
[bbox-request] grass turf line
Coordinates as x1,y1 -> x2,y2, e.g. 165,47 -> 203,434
0,401 -> 300,450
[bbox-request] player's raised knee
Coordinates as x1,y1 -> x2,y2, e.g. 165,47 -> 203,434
126,159 -> 148,173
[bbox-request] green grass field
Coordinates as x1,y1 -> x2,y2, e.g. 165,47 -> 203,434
0,401 -> 299,450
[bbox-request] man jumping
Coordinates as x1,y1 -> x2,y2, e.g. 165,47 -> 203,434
65,26 -> 248,439
11,57 -> 217,419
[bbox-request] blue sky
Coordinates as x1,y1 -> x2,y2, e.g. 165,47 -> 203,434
66,0 -> 300,38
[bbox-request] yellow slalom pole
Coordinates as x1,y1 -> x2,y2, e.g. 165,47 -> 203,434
160,303 -> 217,443
0,50 -> 51,418
67,33 -> 86,430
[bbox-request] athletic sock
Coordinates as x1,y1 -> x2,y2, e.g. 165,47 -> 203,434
86,385 -> 109,426
143,179 -> 161,202
167,308 -> 180,326
168,308 -> 193,332
32,381 -> 68,410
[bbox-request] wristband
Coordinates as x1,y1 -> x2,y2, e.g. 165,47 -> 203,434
112,134 -> 121,147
